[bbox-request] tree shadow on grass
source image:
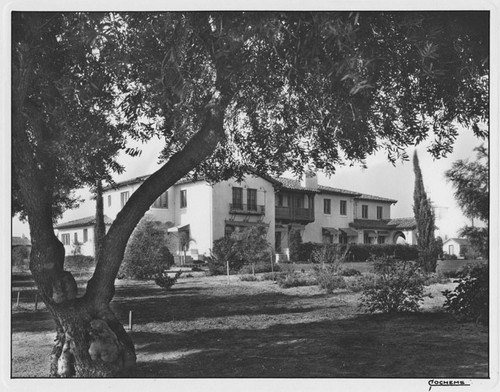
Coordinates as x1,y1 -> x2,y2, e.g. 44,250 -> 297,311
133,312 -> 489,378
110,289 -> 347,324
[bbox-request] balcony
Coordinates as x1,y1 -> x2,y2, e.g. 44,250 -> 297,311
229,203 -> 265,215
275,206 -> 314,222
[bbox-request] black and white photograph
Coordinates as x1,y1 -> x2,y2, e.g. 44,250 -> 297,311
5,1 -> 498,390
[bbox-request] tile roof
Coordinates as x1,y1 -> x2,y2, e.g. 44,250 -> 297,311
55,215 -> 113,229
443,238 -> 471,246
318,185 -> 361,196
356,193 -> 398,203
349,217 -> 416,230
388,217 -> 417,230
276,177 -> 319,193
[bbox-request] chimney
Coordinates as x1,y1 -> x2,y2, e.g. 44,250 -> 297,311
301,171 -> 318,189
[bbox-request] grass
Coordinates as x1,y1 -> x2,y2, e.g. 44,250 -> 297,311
11,271 -> 488,378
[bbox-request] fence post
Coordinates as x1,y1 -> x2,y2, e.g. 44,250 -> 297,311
34,293 -> 38,311
128,310 -> 133,331
16,292 -> 20,307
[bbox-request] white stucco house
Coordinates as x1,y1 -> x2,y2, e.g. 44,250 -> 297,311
54,172 -> 417,262
55,215 -> 113,257
442,237 -> 471,259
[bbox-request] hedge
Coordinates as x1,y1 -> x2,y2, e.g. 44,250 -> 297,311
298,242 -> 418,263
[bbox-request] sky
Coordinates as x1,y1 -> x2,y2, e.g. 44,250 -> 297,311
12,126 -> 486,240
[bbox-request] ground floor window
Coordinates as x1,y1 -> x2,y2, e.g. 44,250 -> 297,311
61,233 -> 70,245
377,236 -> 385,244
363,232 -> 371,244
339,233 -> 348,244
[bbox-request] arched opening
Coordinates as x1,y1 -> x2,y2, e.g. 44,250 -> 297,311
393,231 -> 407,244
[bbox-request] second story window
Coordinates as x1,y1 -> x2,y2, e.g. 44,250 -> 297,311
180,190 -> 187,208
153,191 -> 168,209
108,195 -> 112,207
324,198 -> 331,214
340,200 -> 347,215
232,187 -> 243,209
120,191 -> 129,208
276,194 -> 289,207
362,205 -> 368,219
377,206 -> 383,220
247,188 -> 257,211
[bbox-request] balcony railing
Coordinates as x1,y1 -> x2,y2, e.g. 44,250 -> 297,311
229,203 -> 265,215
275,206 -> 314,222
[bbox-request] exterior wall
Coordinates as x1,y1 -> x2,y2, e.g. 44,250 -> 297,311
57,226 -> 96,257
171,181 -> 213,257
211,175 -> 276,251
354,200 -> 392,220
104,183 -> 141,220
302,193 -> 355,243
443,239 -> 468,258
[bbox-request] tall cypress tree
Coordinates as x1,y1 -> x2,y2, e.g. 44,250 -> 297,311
413,151 -> 437,273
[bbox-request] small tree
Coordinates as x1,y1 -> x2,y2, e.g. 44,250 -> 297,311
289,229 -> 303,262
210,236 -> 243,278
120,219 -> 174,279
72,241 -> 83,257
239,226 -> 271,276
413,151 -> 437,272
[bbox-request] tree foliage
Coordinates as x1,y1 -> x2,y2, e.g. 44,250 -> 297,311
413,151 -> 437,272
445,145 -> 489,259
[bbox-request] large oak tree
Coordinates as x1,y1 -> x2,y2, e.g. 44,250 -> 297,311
12,11 -> 488,376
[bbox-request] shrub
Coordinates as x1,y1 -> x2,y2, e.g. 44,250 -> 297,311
340,268 -> 362,277
260,272 -> 284,281
289,229 -> 303,262
64,255 -> 95,270
154,271 -> 181,290
443,263 -> 488,324
239,274 -> 258,282
278,272 -> 316,289
442,252 -> 458,260
359,257 -> 426,313
314,265 -> 347,293
345,273 -> 379,293
211,236 -> 245,275
312,244 -> 349,272
12,245 -> 30,267
120,219 -> 174,279
239,262 -> 280,275
298,243 -> 419,263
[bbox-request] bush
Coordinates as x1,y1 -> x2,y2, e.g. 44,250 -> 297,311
120,219 -> 174,279
340,268 -> 362,277
443,263 -> 488,324
298,243 -> 419,263
345,273 -> 379,293
289,229 -> 303,262
261,272 -> 284,281
312,244 -> 349,271
239,274 -> 258,282
239,262 -> 280,275
154,271 -> 181,290
314,265 -> 346,293
359,257 -> 426,313
64,255 -> 95,270
442,253 -> 458,260
277,272 -> 316,289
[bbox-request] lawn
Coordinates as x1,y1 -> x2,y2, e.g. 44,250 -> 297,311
11,271 -> 488,378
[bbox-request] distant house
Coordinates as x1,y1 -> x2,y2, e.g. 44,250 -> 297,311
12,236 -> 31,249
443,238 -> 471,259
55,215 -> 113,257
